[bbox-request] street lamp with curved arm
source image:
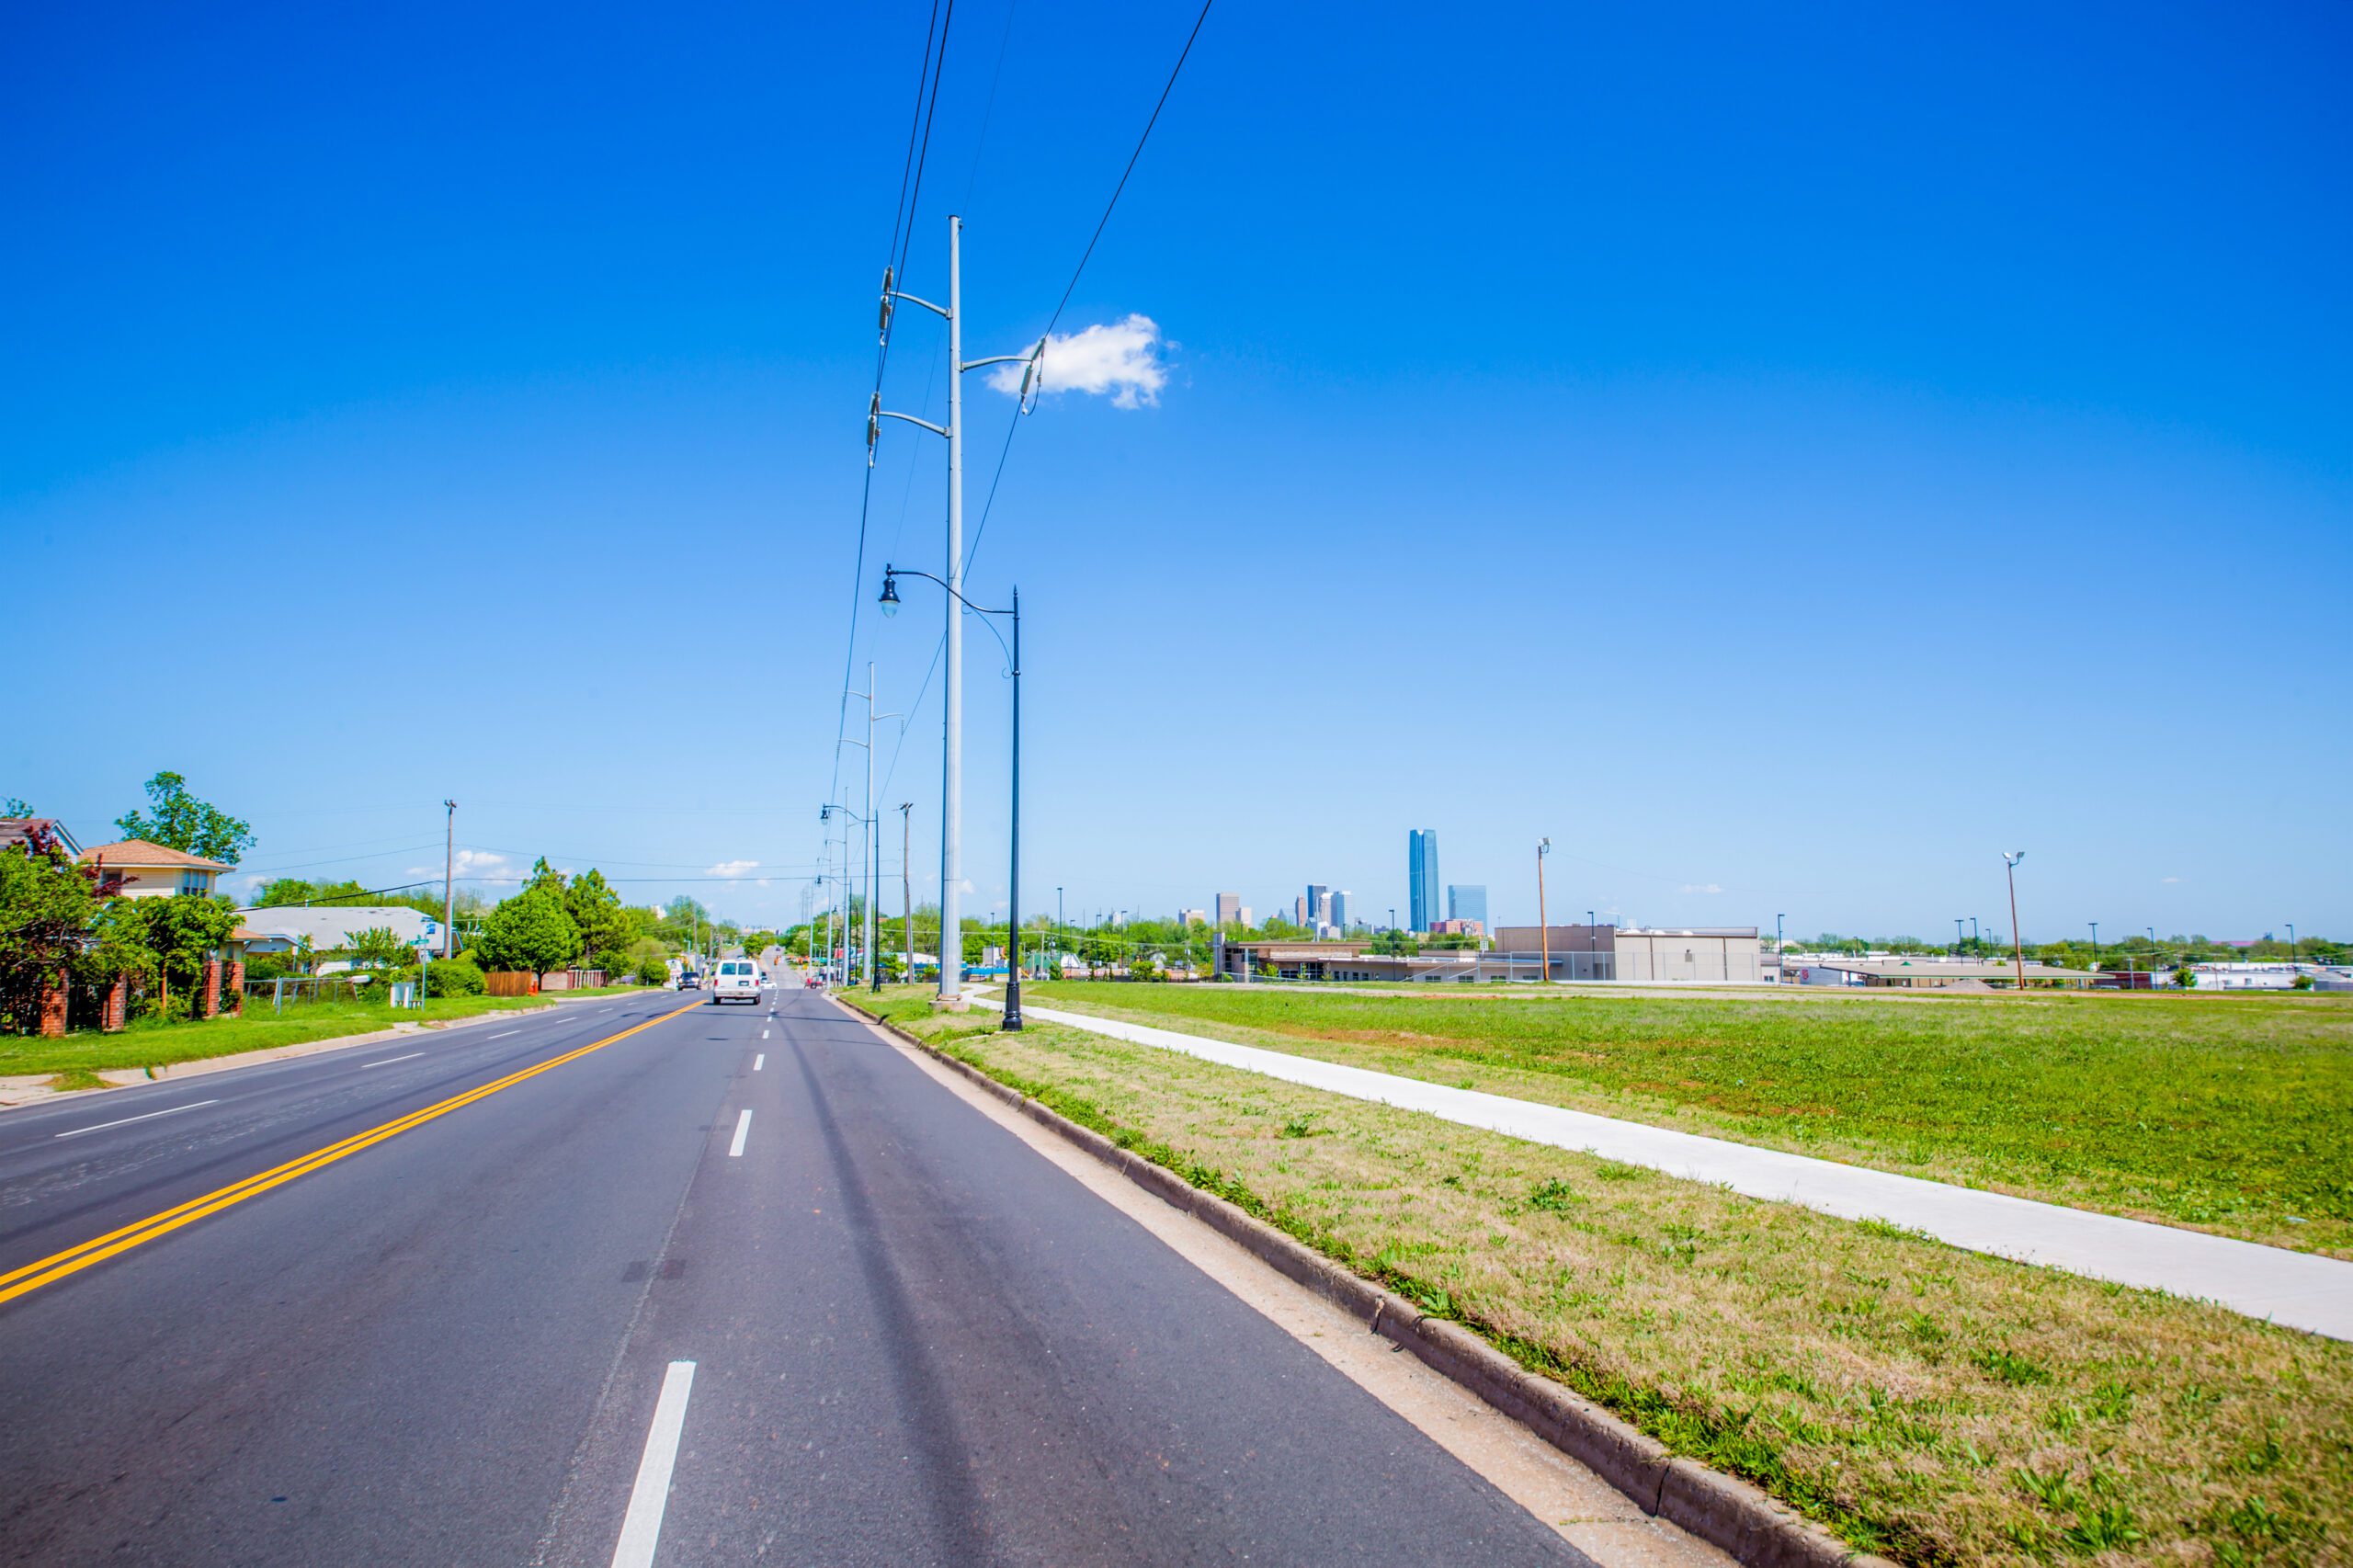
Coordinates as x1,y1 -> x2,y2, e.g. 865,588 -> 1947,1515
881,564 -> 1026,1030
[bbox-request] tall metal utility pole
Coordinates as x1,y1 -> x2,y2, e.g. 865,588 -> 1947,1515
872,214 -> 1042,1008
899,801 -> 914,982
441,800 -> 456,958
844,665 -> 899,991
818,806 -> 834,984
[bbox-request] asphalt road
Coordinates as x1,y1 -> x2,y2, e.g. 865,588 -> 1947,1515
0,984 -> 1599,1567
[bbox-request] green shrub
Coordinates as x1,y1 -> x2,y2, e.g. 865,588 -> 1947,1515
420,953 -> 484,996
635,955 -> 669,985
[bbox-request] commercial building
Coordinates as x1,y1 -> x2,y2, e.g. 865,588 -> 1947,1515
1793,957 -> 2095,990
1446,884 -> 1487,927
1238,906 -> 1254,928
1214,892 -> 1241,927
2186,962 -> 2325,991
1407,829 -> 1439,931
1490,925 -> 1619,982
1305,884 -> 1329,926
1178,908 -> 1207,926
1329,891 -> 1351,930
1612,927 -> 1765,983
1427,918 -> 1483,937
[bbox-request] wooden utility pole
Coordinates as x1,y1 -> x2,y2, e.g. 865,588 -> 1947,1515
441,800 -> 456,958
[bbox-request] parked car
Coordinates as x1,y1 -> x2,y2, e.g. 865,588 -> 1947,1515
710,959 -> 762,1005
678,971 -> 700,990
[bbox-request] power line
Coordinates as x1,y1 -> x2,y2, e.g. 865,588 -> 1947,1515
863,0 -> 1215,851
967,0 -> 1215,574
835,0 -> 960,806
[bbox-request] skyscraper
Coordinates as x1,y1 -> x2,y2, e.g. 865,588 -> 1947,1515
1306,884 -> 1329,926
1214,892 -> 1240,927
1447,884 -> 1488,927
1330,891 -> 1351,930
1407,830 -> 1439,931
1293,895 -> 1308,926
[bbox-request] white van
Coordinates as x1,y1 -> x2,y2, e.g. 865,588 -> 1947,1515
710,959 -> 762,1005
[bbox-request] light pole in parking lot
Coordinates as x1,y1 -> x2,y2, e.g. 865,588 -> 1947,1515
1535,839 -> 1552,983
881,564 -> 1025,1030
2003,851 -> 2027,989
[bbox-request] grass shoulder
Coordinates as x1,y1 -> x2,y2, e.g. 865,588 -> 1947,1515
0,983 -> 662,1083
1020,982 -> 2353,1256
840,986 -> 2349,1567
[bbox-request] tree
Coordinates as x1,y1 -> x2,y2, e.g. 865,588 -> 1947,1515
0,828 -> 105,1030
563,869 -> 632,964
114,771 -> 254,864
343,926 -> 415,971
109,894 -> 240,1019
527,857 -> 567,897
472,887 -> 582,981
256,877 -> 372,907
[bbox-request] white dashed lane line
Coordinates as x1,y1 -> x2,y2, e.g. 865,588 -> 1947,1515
362,1052 -> 426,1068
54,1100 -> 221,1140
727,1108 -> 753,1158
608,1359 -> 697,1568
754,1054 -> 765,1071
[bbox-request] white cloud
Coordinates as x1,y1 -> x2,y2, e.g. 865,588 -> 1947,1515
2161,876 -> 2182,884
708,859 -> 759,880
407,848 -> 516,882
1680,883 -> 1724,895
988,314 -> 1167,409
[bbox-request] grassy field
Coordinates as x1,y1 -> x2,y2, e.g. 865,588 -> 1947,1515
1020,983 -> 2353,1258
0,983 -> 664,1085
846,987 -> 2350,1568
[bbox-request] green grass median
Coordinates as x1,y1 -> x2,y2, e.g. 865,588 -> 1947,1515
842,985 -> 2350,1568
1020,983 -> 2353,1258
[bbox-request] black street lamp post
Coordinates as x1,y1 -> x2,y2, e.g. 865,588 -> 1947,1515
882,564 -> 1025,1029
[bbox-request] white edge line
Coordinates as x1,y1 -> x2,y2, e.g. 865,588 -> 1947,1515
753,1053 -> 765,1071
55,1099 -> 221,1139
362,1052 -> 426,1068
727,1108 -> 753,1158
608,1358 -> 697,1568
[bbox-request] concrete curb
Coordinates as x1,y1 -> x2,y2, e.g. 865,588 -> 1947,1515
835,995 -> 1894,1568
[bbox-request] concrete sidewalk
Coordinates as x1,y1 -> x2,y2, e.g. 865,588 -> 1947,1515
1004,994 -> 2353,1341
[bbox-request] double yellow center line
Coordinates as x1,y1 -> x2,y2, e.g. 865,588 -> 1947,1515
0,1002 -> 701,1308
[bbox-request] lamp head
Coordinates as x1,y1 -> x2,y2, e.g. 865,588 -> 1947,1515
878,569 -> 901,619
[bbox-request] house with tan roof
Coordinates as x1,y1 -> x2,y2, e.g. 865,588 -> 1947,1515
75,838 -> 232,899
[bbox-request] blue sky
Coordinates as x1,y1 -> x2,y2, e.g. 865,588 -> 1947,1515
5,1 -> 2347,941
